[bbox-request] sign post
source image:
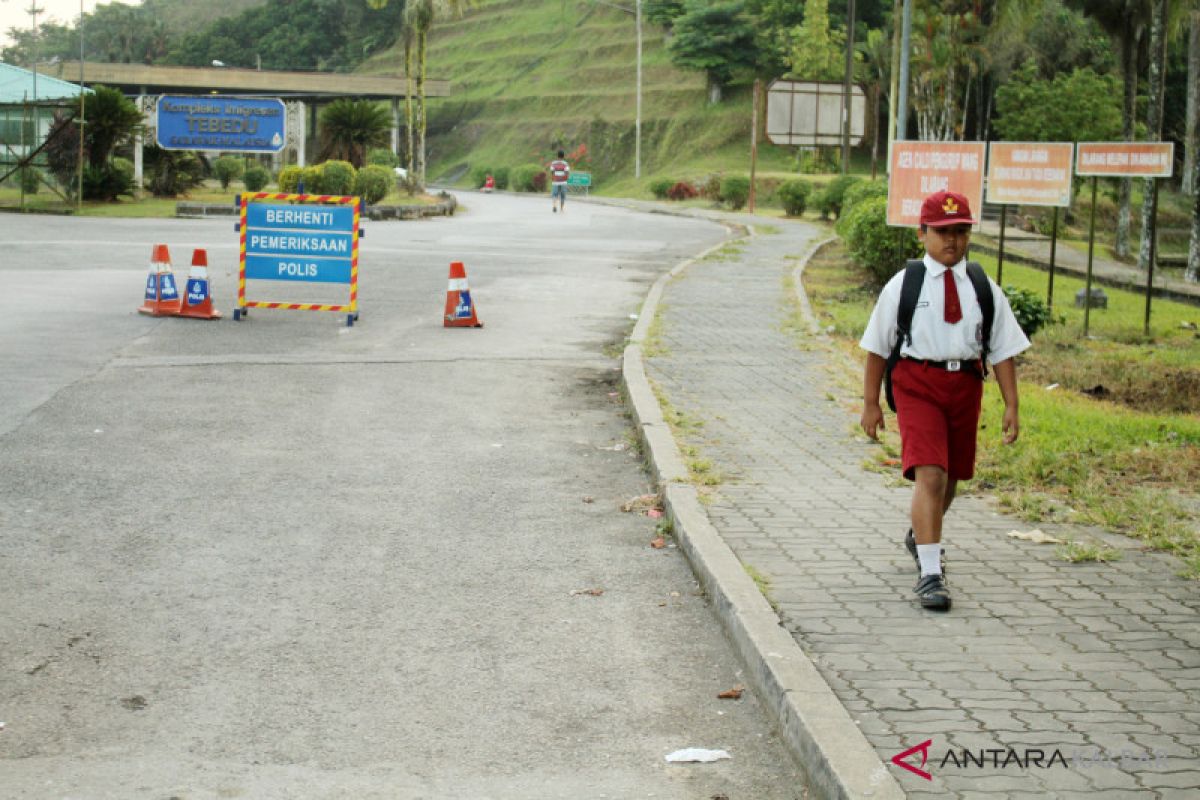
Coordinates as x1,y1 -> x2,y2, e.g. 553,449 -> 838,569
156,95 -> 286,154
766,79 -> 866,147
985,142 -> 1074,292
1075,142 -> 1174,336
236,192 -> 361,327
886,141 -> 986,227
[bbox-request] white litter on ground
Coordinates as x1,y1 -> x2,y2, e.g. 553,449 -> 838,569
664,748 -> 731,763
1007,529 -> 1063,544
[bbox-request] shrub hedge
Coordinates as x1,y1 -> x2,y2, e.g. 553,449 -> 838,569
277,165 -> 303,194
649,178 -> 674,199
242,165 -> 270,192
354,165 -> 393,204
778,179 -> 812,217
720,175 -> 751,210
667,181 -> 698,200
321,160 -> 357,195
511,163 -> 545,192
815,174 -> 861,219
841,196 -> 922,285
213,156 -> 244,190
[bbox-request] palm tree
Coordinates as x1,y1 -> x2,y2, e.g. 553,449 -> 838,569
368,0 -> 473,187
85,86 -> 143,169
318,99 -> 392,167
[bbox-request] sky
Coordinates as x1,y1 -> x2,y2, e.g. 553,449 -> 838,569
0,1 -> 122,49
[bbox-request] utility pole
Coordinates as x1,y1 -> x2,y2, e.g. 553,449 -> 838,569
896,0 -> 912,143
597,0 -> 643,178
77,0 -> 85,209
635,0 -> 642,178
25,0 -> 44,101
749,79 -> 759,212
841,0 -> 856,173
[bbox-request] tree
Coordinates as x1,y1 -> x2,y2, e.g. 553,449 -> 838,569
908,0 -> 987,141
992,62 -> 1123,142
319,99 -> 392,167
1183,11 -> 1199,194
1074,0 -> 1151,259
986,0 -> 1114,83
39,88 -> 140,200
645,0 -> 687,27
787,0 -> 846,81
1138,0 -> 1169,271
83,86 -> 143,169
84,3 -> 170,64
368,0 -> 473,187
169,0 -> 405,71
668,0 -> 759,103
43,112 -> 84,193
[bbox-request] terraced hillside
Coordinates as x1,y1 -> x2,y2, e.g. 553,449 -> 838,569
359,0 -> 796,190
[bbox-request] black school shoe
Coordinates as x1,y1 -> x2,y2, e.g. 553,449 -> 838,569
914,573 -> 952,611
905,529 -> 947,575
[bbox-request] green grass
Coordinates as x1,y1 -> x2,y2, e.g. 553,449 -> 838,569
801,238 -> 1200,577
744,563 -> 776,608
1058,538 -> 1122,564
642,304 -> 669,358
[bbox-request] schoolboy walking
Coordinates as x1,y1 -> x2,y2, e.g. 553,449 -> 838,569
549,150 -> 570,213
859,190 -> 1030,611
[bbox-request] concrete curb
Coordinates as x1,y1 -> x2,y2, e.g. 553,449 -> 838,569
790,236 -> 839,337
175,193 -> 457,221
622,226 -> 904,799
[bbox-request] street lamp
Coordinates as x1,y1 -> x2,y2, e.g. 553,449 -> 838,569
77,0 -> 84,209
595,0 -> 642,179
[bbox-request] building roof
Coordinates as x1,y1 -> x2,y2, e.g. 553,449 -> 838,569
43,61 -> 445,101
0,61 -> 88,104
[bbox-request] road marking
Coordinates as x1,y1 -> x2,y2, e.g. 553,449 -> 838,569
3,241 -> 672,266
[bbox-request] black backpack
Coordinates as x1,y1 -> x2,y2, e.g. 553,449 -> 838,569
883,260 -> 994,413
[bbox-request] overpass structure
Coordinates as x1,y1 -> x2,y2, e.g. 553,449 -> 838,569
42,61 -> 450,183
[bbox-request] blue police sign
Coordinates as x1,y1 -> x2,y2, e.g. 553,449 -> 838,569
146,272 -> 180,301
186,278 -> 210,306
243,201 -> 356,284
156,95 -> 286,153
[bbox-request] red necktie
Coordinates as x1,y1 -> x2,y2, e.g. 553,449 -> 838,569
943,269 -> 962,324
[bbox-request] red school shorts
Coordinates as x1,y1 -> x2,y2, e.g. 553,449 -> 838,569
892,359 -> 984,482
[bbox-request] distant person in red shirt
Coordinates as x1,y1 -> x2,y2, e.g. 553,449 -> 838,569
482,173 -> 495,193
549,150 -> 570,213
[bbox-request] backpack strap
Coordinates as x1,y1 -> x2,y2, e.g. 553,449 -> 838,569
884,260 -> 926,412
965,261 -> 993,378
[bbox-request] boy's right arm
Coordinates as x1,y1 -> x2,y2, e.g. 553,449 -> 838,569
861,352 -> 887,440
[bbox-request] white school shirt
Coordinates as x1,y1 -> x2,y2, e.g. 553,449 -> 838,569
859,254 -> 1031,364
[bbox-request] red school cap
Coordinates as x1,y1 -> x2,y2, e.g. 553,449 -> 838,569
919,190 -> 978,227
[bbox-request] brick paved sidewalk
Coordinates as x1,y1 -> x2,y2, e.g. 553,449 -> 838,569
645,217 -> 1200,798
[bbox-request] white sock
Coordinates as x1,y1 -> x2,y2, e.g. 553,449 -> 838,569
917,544 -> 942,577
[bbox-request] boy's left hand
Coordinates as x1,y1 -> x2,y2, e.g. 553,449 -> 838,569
1002,407 -> 1019,444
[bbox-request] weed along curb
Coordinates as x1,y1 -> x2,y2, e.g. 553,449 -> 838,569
622,225 -> 905,800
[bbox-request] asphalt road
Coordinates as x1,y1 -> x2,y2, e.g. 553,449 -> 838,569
0,193 -> 806,799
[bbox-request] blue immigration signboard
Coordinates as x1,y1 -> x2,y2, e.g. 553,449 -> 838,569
156,95 -> 286,153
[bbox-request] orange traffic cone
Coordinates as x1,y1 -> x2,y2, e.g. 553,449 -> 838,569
177,248 -> 222,320
138,244 -> 183,317
443,261 -> 483,328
